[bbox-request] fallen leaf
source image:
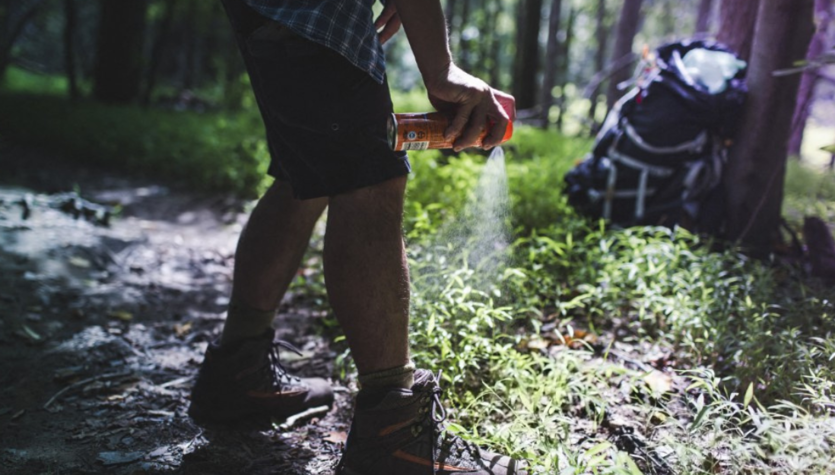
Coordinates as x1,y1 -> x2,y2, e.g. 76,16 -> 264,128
650,411 -> 668,424
68,256 -> 91,268
19,324 -> 42,343
109,311 -> 133,322
174,321 -> 192,338
324,431 -> 348,444
11,409 -> 25,420
525,337 -> 550,350
643,370 -> 673,396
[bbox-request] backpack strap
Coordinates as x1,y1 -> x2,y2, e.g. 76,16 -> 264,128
622,119 -> 709,155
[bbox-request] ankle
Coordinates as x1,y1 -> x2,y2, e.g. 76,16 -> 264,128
220,296 -> 276,347
356,362 -> 415,409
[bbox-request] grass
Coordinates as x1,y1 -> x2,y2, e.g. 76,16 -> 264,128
6,68 -> 835,473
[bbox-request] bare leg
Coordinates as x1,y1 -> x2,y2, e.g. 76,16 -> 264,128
221,181 -> 328,344
324,176 -> 411,375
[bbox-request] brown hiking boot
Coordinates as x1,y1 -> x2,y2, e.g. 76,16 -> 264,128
188,329 -> 333,425
336,369 -> 527,475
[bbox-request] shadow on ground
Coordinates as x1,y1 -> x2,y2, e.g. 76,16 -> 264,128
0,147 -> 350,474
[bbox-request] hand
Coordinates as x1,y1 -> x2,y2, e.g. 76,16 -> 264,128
426,64 -> 515,151
374,2 -> 401,45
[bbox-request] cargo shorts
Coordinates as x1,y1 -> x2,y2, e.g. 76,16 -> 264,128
220,0 -> 411,199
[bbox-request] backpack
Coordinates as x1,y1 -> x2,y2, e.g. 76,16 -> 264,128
564,40 -> 747,232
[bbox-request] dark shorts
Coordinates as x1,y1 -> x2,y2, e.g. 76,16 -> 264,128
220,0 -> 410,199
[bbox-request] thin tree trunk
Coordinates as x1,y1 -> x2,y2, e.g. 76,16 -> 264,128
0,0 -> 42,80
459,0 -> 472,71
555,7 -> 574,131
142,0 -> 177,106
724,0 -> 814,251
588,0 -> 608,132
513,0 -> 543,110
63,0 -> 79,101
695,0 -> 714,36
788,0 -> 833,157
716,0 -> 760,62
93,0 -> 149,104
539,0 -> 563,127
488,1 -> 503,88
605,0 -> 643,110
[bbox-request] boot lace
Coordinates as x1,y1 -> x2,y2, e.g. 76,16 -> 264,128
412,371 -> 481,472
262,339 -> 303,389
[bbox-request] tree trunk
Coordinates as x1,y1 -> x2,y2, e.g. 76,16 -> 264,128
587,0 -> 608,132
716,0 -> 760,62
513,0 -> 543,111
142,0 -> 177,106
695,0 -> 714,36
0,0 -> 42,80
539,0 -> 562,127
787,0 -> 833,157
93,0 -> 149,104
63,0 -> 79,101
488,1 -> 503,87
554,7 -> 574,131
724,0 -> 814,251
458,0 -> 472,71
181,0 -> 198,90
605,0 -> 643,110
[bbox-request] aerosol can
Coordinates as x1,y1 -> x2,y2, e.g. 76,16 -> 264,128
388,96 -> 515,151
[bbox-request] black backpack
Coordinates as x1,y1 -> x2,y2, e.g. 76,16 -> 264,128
564,40 -> 747,232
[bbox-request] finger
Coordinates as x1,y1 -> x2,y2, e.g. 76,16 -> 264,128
445,103 -> 476,145
454,103 -> 490,151
374,4 -> 396,29
378,14 -> 401,45
482,114 -> 510,149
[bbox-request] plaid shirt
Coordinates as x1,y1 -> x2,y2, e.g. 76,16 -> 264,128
243,0 -> 386,84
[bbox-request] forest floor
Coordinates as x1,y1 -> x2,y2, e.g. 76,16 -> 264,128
0,146 -> 689,475
0,147 -> 355,475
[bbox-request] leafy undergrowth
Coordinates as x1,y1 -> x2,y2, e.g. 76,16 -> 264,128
310,147 -> 835,474
4,72 -> 834,472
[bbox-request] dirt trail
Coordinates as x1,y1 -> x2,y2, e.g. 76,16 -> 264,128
0,148 -> 350,474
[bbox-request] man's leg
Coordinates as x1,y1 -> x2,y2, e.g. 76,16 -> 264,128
324,176 -> 412,386
188,181 -> 333,424
220,181 -> 328,346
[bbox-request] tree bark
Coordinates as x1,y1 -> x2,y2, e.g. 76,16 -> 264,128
488,1 -> 503,88
142,0 -> 177,106
458,0 -> 472,72
539,0 -> 562,127
93,0 -> 149,104
695,0 -> 714,36
513,0 -> 543,111
605,0 -> 643,110
724,0 -> 814,251
587,0 -> 608,132
0,0 -> 43,80
554,7 -> 574,131
787,0 -> 833,157
716,0 -> 760,62
63,0 -> 79,101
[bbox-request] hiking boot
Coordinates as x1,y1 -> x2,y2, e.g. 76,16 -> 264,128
188,329 -> 333,424
336,369 -> 527,475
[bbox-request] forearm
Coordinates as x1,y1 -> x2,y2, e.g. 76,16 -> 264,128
389,0 -> 453,89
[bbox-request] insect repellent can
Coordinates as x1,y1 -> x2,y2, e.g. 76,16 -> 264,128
388,96 -> 515,151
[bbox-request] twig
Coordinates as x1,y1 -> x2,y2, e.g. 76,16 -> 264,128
277,405 -> 330,431
43,370 -> 133,409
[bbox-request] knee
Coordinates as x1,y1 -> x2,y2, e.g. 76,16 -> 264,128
330,176 -> 407,217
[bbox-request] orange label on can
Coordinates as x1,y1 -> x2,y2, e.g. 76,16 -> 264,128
389,94 -> 515,152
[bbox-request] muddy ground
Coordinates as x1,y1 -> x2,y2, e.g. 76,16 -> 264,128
0,147 -> 354,474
